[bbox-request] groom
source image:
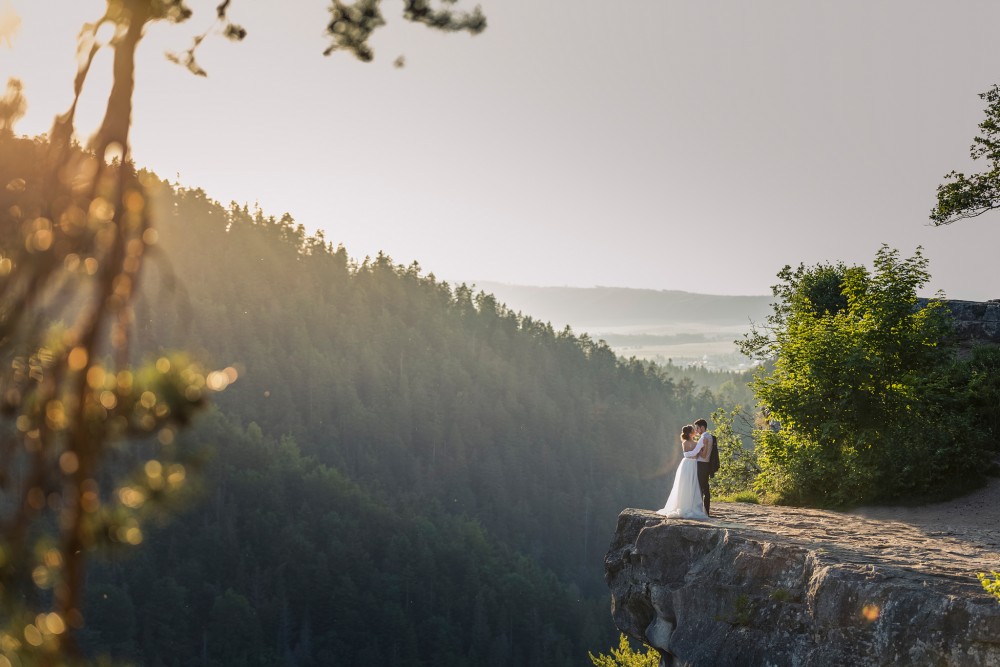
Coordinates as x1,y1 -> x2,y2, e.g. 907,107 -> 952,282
693,418 -> 713,516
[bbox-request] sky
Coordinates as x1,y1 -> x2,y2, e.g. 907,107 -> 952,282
3,0 -> 1000,299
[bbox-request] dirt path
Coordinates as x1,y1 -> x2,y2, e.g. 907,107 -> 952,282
707,476 -> 1000,598
847,474 -> 1000,530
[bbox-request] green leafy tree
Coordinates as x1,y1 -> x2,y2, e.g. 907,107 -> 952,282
956,346 -> 1000,442
932,84 -> 1000,225
739,260 -> 857,362
708,406 -> 759,498
588,634 -> 659,667
740,246 -> 990,506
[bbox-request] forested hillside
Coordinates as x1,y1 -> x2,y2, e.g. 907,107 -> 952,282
56,161 -> 726,664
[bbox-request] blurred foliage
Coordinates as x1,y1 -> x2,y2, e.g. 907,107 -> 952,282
588,634 -> 659,667
932,84 -> 1000,225
167,0 -> 487,69
0,78 -> 26,137
0,0 -> 219,654
980,571 -> 1000,603
740,246 -> 999,506
0,0 -> 491,662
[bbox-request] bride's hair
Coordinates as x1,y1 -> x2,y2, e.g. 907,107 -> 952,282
680,424 -> 694,441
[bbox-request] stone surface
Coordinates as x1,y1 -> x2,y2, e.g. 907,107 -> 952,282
920,298 -> 1000,348
605,503 -> 1000,667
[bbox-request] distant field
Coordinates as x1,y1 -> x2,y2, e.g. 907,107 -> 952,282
584,325 -> 756,370
470,282 -> 771,371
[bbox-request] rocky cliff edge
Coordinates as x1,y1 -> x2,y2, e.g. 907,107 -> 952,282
605,503 -> 1000,666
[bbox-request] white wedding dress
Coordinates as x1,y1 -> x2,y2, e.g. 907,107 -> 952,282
657,441 -> 709,520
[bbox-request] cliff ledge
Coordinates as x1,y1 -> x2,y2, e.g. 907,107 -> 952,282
605,503 -> 1000,666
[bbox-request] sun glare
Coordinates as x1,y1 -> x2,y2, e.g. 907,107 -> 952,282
0,2 -> 20,48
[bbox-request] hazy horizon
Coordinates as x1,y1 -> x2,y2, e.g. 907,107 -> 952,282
462,279 -> 771,298
4,1 -> 1000,300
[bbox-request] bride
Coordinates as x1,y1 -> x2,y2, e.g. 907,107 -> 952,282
657,424 -> 709,519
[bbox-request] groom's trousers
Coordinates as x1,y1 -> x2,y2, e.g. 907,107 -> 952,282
696,461 -> 712,515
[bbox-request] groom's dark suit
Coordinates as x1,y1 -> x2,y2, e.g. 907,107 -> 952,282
696,434 -> 713,515
696,461 -> 711,515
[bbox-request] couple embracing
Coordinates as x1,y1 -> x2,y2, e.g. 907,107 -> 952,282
656,418 -> 717,520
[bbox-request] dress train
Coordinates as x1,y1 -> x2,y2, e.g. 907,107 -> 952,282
657,456 -> 708,520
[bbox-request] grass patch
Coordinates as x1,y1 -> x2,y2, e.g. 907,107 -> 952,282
717,491 -> 760,504
714,593 -> 755,626
768,588 -> 794,602
732,594 -> 752,626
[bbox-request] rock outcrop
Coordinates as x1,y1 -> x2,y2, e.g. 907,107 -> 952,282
605,504 -> 1000,666
926,298 -> 1000,349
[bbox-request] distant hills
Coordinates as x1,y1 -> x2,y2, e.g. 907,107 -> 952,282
467,282 -> 775,369
467,282 -> 773,330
